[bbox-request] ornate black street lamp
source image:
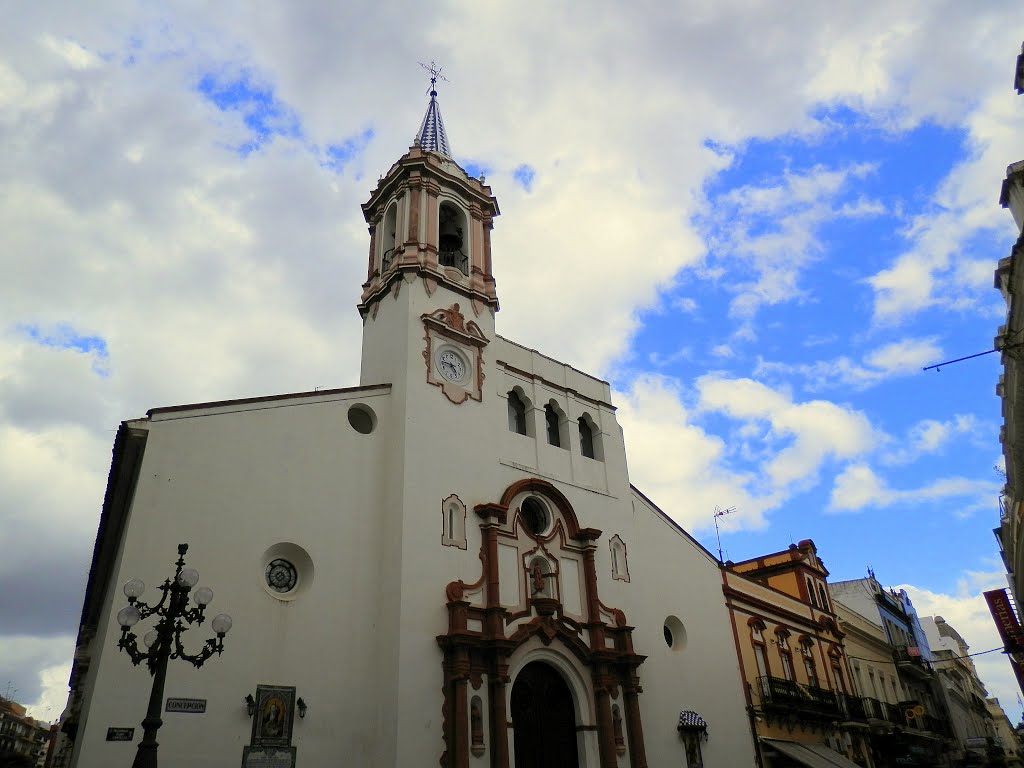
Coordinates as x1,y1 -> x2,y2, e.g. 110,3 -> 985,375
116,543 -> 232,768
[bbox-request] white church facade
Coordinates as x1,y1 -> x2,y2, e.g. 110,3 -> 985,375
59,86 -> 757,768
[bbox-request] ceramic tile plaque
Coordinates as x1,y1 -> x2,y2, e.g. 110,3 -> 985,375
241,745 -> 296,768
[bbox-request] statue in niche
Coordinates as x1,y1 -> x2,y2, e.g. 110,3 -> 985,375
531,561 -> 546,595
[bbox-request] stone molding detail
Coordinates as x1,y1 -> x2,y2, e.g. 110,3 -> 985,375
437,478 -> 648,768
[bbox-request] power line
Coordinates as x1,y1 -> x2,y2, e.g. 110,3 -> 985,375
845,646 -> 1006,665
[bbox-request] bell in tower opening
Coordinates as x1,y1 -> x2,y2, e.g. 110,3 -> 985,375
438,201 -> 468,275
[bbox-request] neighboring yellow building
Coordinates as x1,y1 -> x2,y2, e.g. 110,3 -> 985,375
723,539 -> 873,768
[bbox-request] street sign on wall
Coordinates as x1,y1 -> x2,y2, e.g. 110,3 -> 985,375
165,697 -> 207,714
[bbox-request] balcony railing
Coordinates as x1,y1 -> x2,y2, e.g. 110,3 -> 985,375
838,692 -> 868,721
893,646 -> 933,675
756,676 -> 841,717
439,248 -> 469,275
862,697 -> 897,724
381,247 -> 396,273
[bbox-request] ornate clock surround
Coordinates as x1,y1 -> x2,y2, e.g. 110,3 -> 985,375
422,303 -> 488,405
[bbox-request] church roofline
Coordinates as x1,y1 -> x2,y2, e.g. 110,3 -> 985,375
629,484 -> 722,566
145,383 -> 392,419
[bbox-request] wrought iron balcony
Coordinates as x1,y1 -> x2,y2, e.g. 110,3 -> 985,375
838,693 -> 868,722
861,697 -> 904,725
381,248 -> 396,273
755,676 -> 842,717
439,248 -> 468,275
893,646 -> 933,678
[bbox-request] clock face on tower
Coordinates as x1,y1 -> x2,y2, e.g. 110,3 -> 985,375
437,348 -> 468,382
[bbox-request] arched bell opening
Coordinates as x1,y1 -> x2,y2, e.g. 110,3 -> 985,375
380,202 -> 398,272
438,200 -> 469,275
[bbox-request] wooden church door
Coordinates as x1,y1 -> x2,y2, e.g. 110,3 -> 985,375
511,661 -> 580,767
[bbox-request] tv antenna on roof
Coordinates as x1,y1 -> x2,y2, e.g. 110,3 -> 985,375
713,506 -> 736,563
418,60 -> 449,94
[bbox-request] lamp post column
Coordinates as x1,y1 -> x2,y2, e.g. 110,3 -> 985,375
133,631 -> 170,768
115,544 -> 232,768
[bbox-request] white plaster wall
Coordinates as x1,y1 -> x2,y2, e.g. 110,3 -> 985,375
623,495 -> 758,767
72,388 -> 394,768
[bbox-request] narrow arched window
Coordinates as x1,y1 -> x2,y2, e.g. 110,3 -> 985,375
508,390 -> 527,435
807,577 -> 818,607
610,535 -> 630,581
441,495 -> 467,549
381,202 -> 398,272
578,417 -> 595,458
817,584 -> 829,611
545,405 -> 560,446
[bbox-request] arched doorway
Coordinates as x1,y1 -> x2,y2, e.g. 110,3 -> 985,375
511,661 -> 580,768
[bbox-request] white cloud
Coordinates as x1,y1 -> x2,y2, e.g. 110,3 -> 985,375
756,336 -> 943,391
702,163 -> 885,321
673,297 -> 699,314
42,35 -> 101,70
698,376 -> 877,490
2,635 -> 75,723
711,344 -> 734,358
867,84 -> 1023,323
615,375 -> 766,532
829,463 -> 998,513
882,414 -> 980,465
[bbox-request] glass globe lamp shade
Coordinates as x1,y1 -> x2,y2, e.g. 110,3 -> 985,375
123,578 -> 146,600
143,630 -> 159,649
117,605 -> 141,628
177,566 -> 200,588
211,614 -> 232,635
193,587 -> 214,606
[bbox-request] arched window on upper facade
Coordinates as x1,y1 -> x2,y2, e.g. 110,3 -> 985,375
381,202 -> 398,272
578,416 -> 594,458
776,629 -> 794,681
807,577 -> 818,607
578,413 -> 602,460
545,404 -> 564,448
817,583 -> 829,611
800,636 -> 818,688
829,646 -> 847,694
438,201 -> 468,275
749,618 -> 770,682
508,390 -> 528,435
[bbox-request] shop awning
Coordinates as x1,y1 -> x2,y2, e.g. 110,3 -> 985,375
761,738 -> 863,768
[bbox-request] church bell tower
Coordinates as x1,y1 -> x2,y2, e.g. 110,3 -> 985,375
357,74 -> 500,395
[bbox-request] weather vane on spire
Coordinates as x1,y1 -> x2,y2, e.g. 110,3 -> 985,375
418,60 -> 449,96
414,60 -> 452,157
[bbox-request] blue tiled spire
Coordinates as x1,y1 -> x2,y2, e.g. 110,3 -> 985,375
416,87 -> 451,157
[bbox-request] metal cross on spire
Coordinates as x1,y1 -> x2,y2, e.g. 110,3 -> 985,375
418,60 -> 449,95
415,60 -> 452,157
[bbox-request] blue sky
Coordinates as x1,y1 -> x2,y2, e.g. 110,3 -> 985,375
1,0 -> 1022,728
625,115 -> 1004,591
